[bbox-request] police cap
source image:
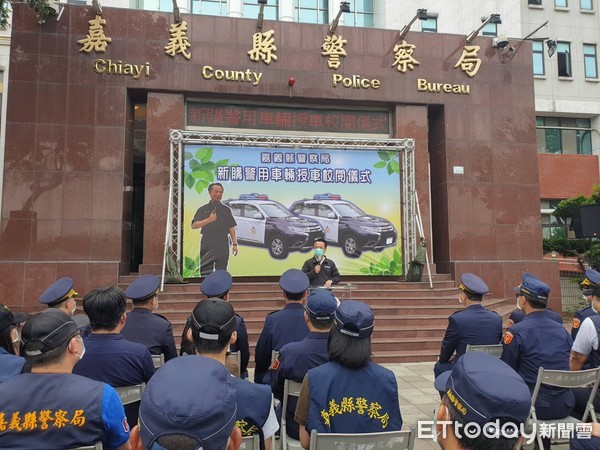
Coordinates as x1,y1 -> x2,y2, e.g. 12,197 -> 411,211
191,298 -> 237,341
0,304 -> 15,332
139,355 -> 237,450
125,274 -> 160,302
459,273 -> 489,297
279,269 -> 309,295
334,300 -> 374,339
21,309 -> 78,356
591,284 -> 600,298
201,270 -> 233,298
306,289 -> 337,320
39,277 -> 77,306
513,273 -> 550,303
581,269 -> 600,296
434,352 -> 531,428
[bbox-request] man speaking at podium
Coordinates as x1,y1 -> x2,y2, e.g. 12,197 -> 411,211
302,238 -> 341,288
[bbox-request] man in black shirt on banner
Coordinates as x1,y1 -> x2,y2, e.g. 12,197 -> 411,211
302,238 -> 341,288
191,182 -> 239,276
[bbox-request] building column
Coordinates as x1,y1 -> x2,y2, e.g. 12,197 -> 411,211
228,0 -> 243,18
279,0 -> 294,22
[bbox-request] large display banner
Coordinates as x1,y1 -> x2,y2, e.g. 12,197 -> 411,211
182,144 -> 402,278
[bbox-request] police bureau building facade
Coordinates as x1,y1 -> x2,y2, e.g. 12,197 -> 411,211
0,4 -> 559,310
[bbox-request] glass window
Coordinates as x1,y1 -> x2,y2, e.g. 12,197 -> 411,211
344,0 -> 374,28
191,0 -> 227,15
421,17 -> 437,33
482,22 -> 497,37
243,0 -> 278,20
580,0 -> 593,9
533,41 -> 545,75
555,0 -> 568,6
541,200 -> 568,239
536,117 -> 593,154
295,0 -> 328,24
584,44 -> 598,78
529,0 -> 542,4
557,42 -> 572,77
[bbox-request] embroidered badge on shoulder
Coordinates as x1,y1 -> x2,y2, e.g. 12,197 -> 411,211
271,359 -> 280,370
504,331 -> 514,345
122,418 -> 130,433
573,318 -> 581,329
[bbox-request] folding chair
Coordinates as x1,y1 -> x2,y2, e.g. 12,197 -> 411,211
115,383 -> 146,406
281,379 -> 303,450
516,367 -> 600,450
239,434 -> 260,450
152,354 -> 165,369
308,429 -> 415,450
71,442 -> 103,450
465,344 -> 503,358
226,350 -> 241,377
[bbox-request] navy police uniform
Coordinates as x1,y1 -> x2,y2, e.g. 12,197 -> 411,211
138,355 -> 237,450
121,275 -> 177,362
572,269 -> 600,339
254,269 -> 310,384
271,289 -> 337,440
201,270 -> 250,377
434,273 -> 502,378
508,307 -> 562,327
501,274 -> 574,421
434,352 -> 531,447
192,199 -> 237,276
39,277 -> 92,337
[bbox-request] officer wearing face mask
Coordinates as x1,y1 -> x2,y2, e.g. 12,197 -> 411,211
571,269 -> 600,340
434,273 -> 502,379
0,304 -> 27,383
301,238 -> 341,288
121,275 -> 177,362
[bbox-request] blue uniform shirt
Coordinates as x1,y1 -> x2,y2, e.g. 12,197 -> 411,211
121,308 -> 177,361
0,347 -> 25,383
254,303 -> 309,383
501,311 -> 574,419
271,331 -> 329,440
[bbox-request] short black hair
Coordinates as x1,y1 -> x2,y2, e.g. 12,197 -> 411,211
191,322 -> 235,355
328,326 -> 371,369
208,182 -> 224,193
313,238 -> 327,249
308,315 -> 333,331
0,325 -> 15,355
441,396 -> 521,450
24,337 -> 72,367
283,290 -> 304,301
155,434 -> 203,449
523,294 -> 546,310
83,287 -> 127,331
464,292 -> 483,302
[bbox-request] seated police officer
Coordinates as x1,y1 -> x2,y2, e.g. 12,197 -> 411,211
271,289 -> 337,442
39,277 -> 91,336
0,304 -> 26,383
0,310 -> 131,450
121,274 -> 177,362
502,273 -> 574,450
433,352 -> 532,450
255,269 -> 311,384
192,298 -> 278,450
434,273 -> 502,378
130,355 -> 241,450
294,300 -> 402,449
570,284 -> 600,418
571,268 -> 600,340
199,270 -> 250,378
73,286 -> 155,427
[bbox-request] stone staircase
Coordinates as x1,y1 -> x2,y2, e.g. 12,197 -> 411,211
118,274 -> 514,364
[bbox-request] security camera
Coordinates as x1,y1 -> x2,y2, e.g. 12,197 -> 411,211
492,35 -> 510,49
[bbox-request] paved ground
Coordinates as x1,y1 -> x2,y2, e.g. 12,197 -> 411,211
382,362 -> 570,450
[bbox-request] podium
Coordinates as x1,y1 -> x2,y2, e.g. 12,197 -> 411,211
308,283 -> 358,300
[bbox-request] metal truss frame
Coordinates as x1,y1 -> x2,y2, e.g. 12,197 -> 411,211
163,130 -> 417,284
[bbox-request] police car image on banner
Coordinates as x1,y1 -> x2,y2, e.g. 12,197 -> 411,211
223,194 -> 324,259
289,194 -> 397,258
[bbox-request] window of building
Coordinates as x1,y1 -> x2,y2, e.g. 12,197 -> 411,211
191,0 -> 227,15
295,0 -> 328,24
345,0 -> 374,28
536,117 -> 592,154
555,0 -> 568,6
533,41 -> 545,75
541,200 -> 568,239
243,0 -> 278,20
421,17 -> 437,33
529,0 -> 542,4
482,22 -> 497,37
584,44 -> 598,78
580,0 -> 593,9
557,42 -> 572,77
